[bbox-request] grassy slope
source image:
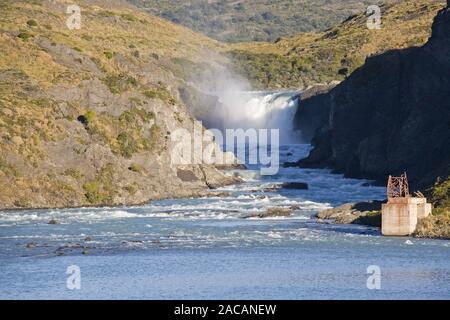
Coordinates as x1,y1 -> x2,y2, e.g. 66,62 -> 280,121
0,0 -> 222,79
228,0 -> 446,89
129,0 -> 381,43
0,0 -> 228,208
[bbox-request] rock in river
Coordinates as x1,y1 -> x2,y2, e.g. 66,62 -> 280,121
317,200 -> 385,227
244,207 -> 293,219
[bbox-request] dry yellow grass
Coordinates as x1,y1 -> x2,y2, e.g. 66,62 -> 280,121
0,0 -> 225,88
0,0 -> 231,208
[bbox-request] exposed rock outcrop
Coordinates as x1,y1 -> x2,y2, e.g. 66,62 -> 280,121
297,6 -> 450,190
294,83 -> 337,142
317,201 -> 385,227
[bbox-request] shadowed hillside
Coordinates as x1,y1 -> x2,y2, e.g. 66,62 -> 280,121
294,3 -> 450,238
297,5 -> 450,191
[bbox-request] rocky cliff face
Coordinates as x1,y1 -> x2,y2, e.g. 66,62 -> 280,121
297,5 -> 450,190
293,83 -> 337,142
0,0 -> 238,209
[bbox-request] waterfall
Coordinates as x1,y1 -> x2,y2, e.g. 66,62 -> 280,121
214,91 -> 302,144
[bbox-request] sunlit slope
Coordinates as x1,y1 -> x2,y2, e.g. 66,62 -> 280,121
130,0 -> 381,42
229,0 -> 446,89
0,0 -> 232,209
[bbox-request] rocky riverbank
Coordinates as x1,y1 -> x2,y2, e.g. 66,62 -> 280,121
317,200 -> 450,239
317,201 -> 384,228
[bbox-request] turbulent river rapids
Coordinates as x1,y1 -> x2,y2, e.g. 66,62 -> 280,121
0,91 -> 449,299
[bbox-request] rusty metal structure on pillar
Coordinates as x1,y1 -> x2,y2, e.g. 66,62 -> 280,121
387,172 -> 410,199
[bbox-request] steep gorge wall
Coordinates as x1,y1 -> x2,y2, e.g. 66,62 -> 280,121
296,5 -> 450,190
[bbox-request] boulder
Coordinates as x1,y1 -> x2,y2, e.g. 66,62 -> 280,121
317,200 -> 385,227
26,241 -> 37,248
244,207 -> 293,219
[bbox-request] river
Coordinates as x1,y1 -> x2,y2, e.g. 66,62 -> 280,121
0,144 -> 449,299
0,92 -> 449,300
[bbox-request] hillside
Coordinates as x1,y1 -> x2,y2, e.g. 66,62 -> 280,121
229,0 -> 446,89
0,0 -> 237,209
297,5 -> 450,193
128,0 -> 379,43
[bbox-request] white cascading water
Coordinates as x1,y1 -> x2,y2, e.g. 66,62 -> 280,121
216,91 -> 302,144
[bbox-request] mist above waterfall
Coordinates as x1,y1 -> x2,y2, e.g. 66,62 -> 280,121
219,91 -> 302,144
187,63 -> 302,144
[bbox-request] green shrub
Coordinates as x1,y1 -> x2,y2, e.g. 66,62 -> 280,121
104,51 -> 113,59
128,163 -> 142,173
117,132 -> 138,158
146,124 -> 161,150
103,73 -> 138,94
119,108 -> 155,126
17,32 -> 33,41
63,168 -> 83,180
121,13 -> 136,22
433,207 -> 450,216
0,158 -> 20,178
429,176 -> 450,208
84,110 -> 96,125
125,183 -> 139,195
82,164 -> 116,204
83,181 -> 101,204
26,19 -> 38,27
143,87 -> 176,105
14,198 -> 30,208
98,10 -> 115,18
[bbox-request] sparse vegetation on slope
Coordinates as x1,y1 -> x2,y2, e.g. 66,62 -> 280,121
0,0 -> 235,208
129,0 -> 380,43
228,0 -> 446,89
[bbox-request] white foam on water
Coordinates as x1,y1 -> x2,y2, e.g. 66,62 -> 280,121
217,91 -> 302,144
0,209 -> 140,224
0,144 -> 392,255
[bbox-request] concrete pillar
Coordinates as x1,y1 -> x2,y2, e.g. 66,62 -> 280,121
416,198 -> 432,219
382,197 -> 433,236
382,198 -> 419,236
